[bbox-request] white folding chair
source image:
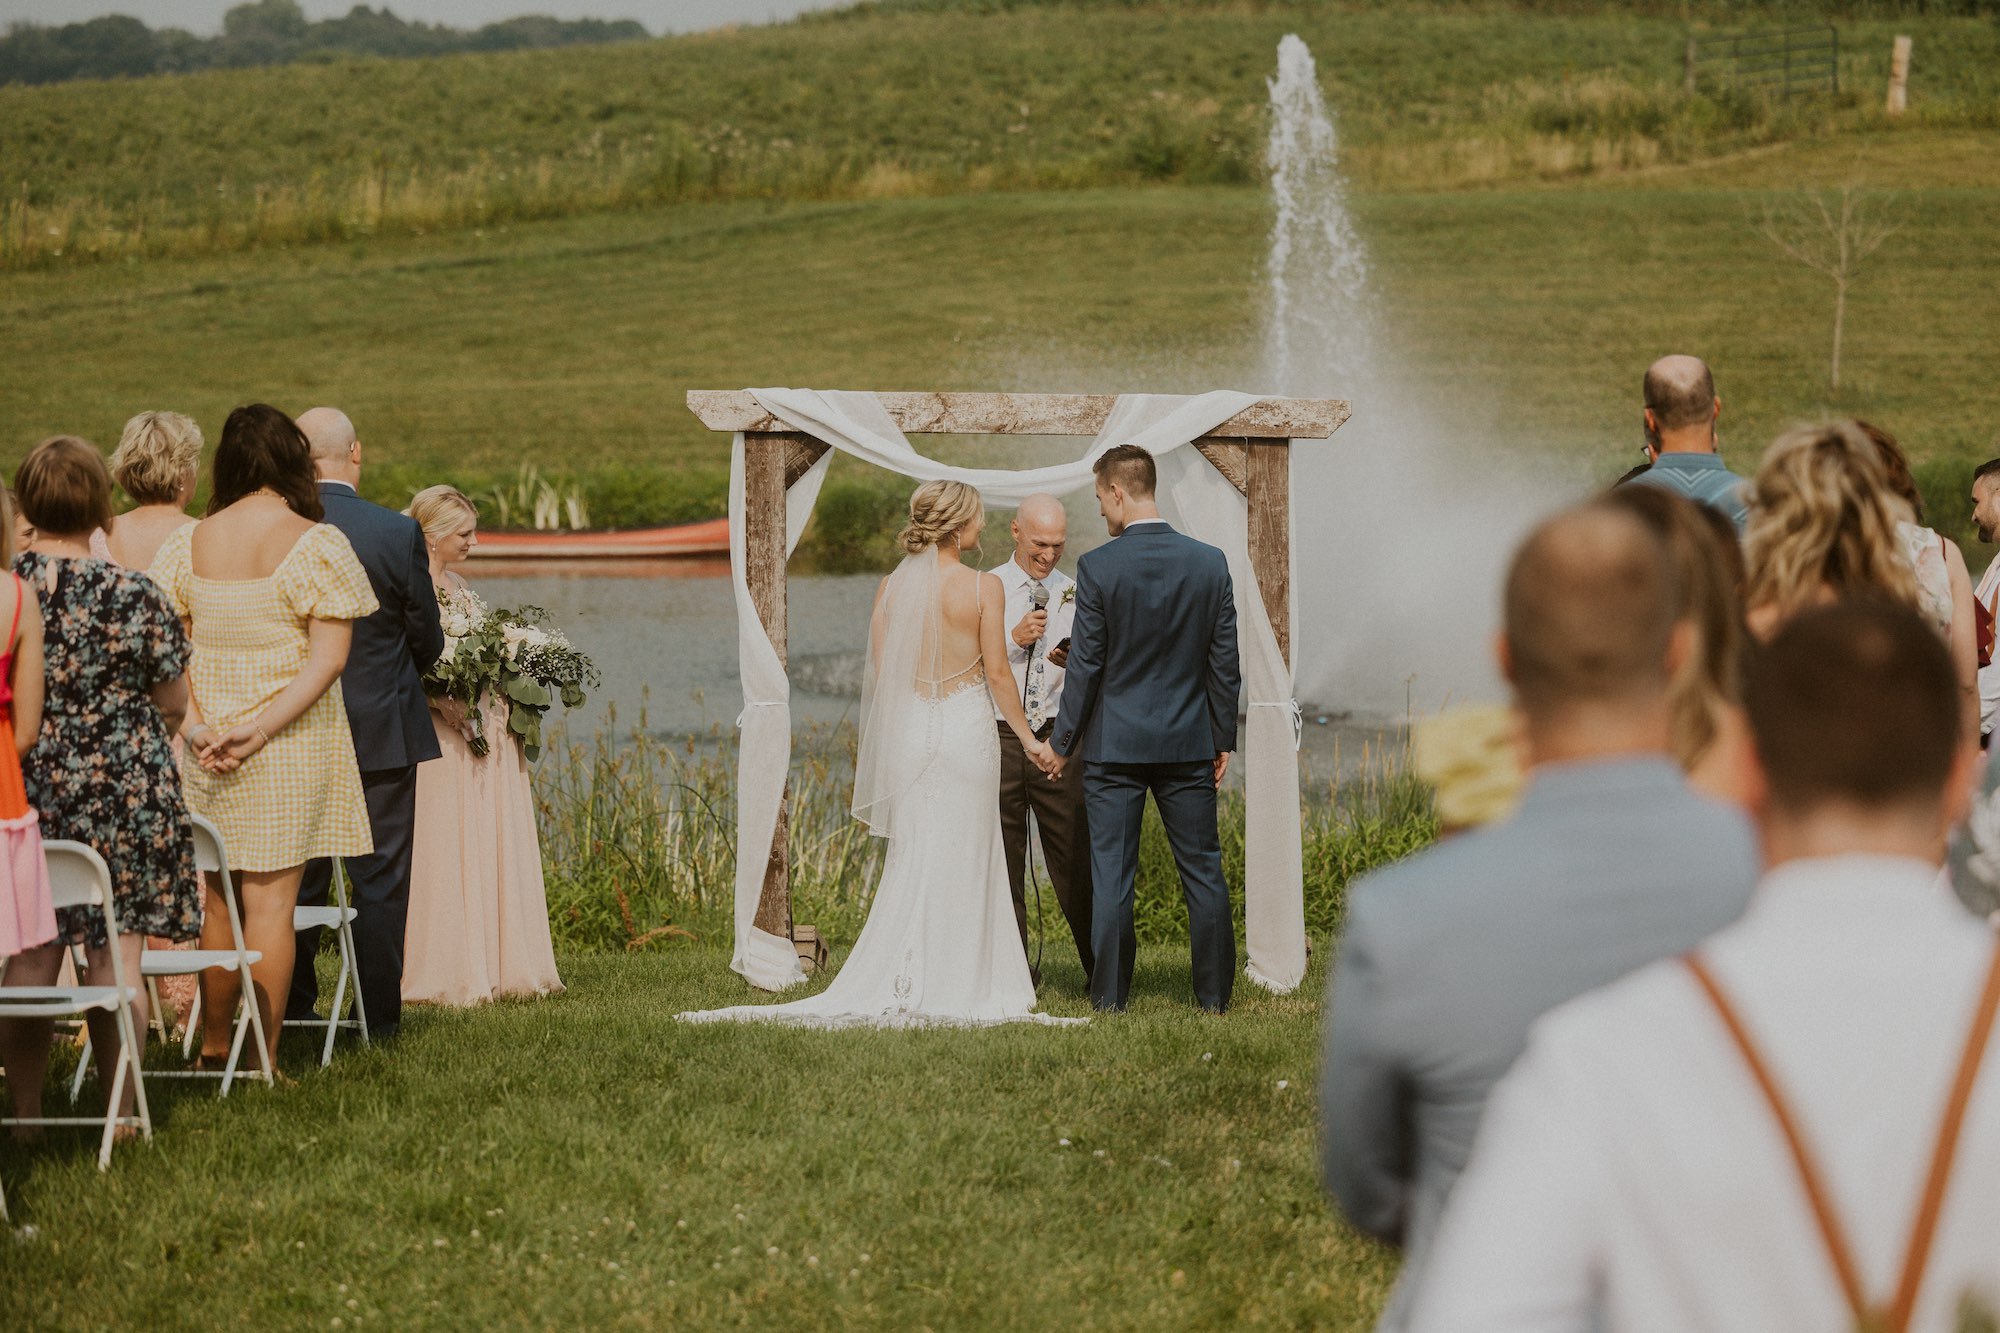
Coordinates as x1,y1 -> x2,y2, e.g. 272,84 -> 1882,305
0,841 -> 152,1169
78,813 -> 273,1096
281,857 -> 369,1066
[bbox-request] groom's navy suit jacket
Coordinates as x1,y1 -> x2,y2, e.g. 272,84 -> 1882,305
316,480 -> 445,771
1051,520 -> 1240,764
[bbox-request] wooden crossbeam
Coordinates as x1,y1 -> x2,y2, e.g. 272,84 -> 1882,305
689,390 -> 1349,439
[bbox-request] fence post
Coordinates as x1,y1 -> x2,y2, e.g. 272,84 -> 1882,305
1684,34 -> 1698,95
1887,35 -> 1911,116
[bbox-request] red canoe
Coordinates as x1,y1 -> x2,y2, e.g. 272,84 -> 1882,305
468,518 -> 729,560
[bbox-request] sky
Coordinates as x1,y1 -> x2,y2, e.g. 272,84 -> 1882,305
0,1 -> 852,35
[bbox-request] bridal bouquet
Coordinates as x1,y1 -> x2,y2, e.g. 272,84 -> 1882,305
420,589 -> 599,761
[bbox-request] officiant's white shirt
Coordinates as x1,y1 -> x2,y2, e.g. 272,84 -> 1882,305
990,556 -> 1076,725
1407,854 -> 2000,1333
1977,555 -> 2000,733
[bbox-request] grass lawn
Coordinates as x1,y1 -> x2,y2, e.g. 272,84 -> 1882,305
3,133 -> 1997,538
0,944 -> 1392,1329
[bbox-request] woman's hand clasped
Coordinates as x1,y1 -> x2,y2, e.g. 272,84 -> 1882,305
1026,737 -> 1064,780
194,721 -> 269,774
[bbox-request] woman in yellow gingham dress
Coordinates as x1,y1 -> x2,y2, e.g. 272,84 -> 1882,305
149,404 -> 378,1072
156,524 -> 377,859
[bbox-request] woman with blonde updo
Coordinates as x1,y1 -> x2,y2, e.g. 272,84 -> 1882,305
399,484 -> 561,1007
680,478 -> 1077,1029
1744,421 -> 1924,640
106,410 -> 202,571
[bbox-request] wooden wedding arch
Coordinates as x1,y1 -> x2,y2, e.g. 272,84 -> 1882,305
685,390 -> 1351,947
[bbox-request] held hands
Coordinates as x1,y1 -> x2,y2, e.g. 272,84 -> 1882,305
1012,609 -> 1048,650
1027,737 -> 1064,780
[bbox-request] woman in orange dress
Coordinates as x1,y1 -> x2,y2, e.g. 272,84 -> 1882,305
0,484 -> 50,963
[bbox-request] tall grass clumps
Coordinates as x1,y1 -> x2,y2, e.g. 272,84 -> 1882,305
535,715 -> 1435,954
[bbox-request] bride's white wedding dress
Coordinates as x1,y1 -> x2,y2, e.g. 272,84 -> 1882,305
678,553 -> 1082,1030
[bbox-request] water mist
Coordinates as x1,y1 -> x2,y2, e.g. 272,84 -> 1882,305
1266,34 -> 1574,719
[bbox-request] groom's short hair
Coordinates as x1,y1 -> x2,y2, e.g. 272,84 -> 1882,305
1094,444 -> 1157,499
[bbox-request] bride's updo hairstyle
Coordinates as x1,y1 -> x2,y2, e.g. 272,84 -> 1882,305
406,484 -> 478,541
898,479 -> 983,554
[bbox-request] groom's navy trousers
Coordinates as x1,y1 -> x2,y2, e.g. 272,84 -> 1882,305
1084,760 -> 1235,1013
1049,519 -> 1241,1014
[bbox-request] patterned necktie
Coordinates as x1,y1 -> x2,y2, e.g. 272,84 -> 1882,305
1025,580 -> 1050,731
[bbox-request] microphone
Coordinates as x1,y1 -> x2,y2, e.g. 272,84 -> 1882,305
1025,582 -> 1050,705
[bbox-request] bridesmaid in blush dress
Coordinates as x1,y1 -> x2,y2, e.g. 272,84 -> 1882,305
400,486 -> 562,1006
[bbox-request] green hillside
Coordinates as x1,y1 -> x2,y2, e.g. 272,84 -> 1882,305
3,2 -> 1996,267
3,1 -> 1997,542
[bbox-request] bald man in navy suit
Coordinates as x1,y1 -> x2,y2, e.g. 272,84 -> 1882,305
288,407 -> 443,1040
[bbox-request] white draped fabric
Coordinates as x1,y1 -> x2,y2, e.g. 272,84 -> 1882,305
725,389 -> 1310,994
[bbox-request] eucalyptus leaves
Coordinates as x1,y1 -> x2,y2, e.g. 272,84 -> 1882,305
421,585 -> 600,761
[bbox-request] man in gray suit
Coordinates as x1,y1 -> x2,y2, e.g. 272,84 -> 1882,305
1320,501 -> 1758,1326
1050,444 -> 1240,1014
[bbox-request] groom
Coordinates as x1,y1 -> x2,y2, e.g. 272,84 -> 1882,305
1049,445 -> 1241,1013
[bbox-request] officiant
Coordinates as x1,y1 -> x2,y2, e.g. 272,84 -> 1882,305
991,494 -> 1094,988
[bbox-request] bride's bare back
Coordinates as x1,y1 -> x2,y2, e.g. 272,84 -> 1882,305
925,556 -> 996,689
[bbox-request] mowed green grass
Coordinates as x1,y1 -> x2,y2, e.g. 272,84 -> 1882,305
3,131 -> 1998,525
0,945 -> 1392,1330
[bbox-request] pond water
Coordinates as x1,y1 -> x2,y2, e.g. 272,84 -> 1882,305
472,562 -> 1406,778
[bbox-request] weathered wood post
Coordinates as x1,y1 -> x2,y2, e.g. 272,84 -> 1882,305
687,391 -> 1347,957
1886,35 -> 1912,116
740,430 -> 795,942
1683,35 -> 1698,98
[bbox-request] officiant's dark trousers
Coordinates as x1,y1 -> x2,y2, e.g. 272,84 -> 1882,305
997,722 -> 1094,985
290,765 -> 419,1038
1083,760 -> 1235,1014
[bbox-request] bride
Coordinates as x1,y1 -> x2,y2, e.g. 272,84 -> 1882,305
680,480 -> 1083,1029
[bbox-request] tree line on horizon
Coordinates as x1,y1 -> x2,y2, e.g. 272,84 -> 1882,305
0,0 -> 649,86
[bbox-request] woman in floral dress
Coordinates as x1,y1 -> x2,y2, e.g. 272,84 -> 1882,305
1,436 -> 198,1133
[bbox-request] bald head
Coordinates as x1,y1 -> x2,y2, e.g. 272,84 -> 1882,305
1010,493 -> 1068,581
298,407 -> 360,484
1642,355 -> 1718,434
297,407 -> 355,460
1503,503 -> 1678,721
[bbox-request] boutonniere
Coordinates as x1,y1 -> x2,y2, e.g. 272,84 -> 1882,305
1058,587 -> 1076,608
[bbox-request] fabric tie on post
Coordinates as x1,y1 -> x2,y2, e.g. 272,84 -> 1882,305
1251,698 -> 1305,752
725,388 -> 1313,995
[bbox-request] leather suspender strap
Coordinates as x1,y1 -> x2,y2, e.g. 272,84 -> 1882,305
1684,943 -> 2000,1333
1886,941 -> 2000,1332
1684,952 -> 1870,1323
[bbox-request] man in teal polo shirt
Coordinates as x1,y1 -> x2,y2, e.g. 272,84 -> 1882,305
1626,354 -> 1750,533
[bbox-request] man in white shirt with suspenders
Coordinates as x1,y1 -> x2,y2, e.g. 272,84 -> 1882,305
1409,600 -> 2000,1333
